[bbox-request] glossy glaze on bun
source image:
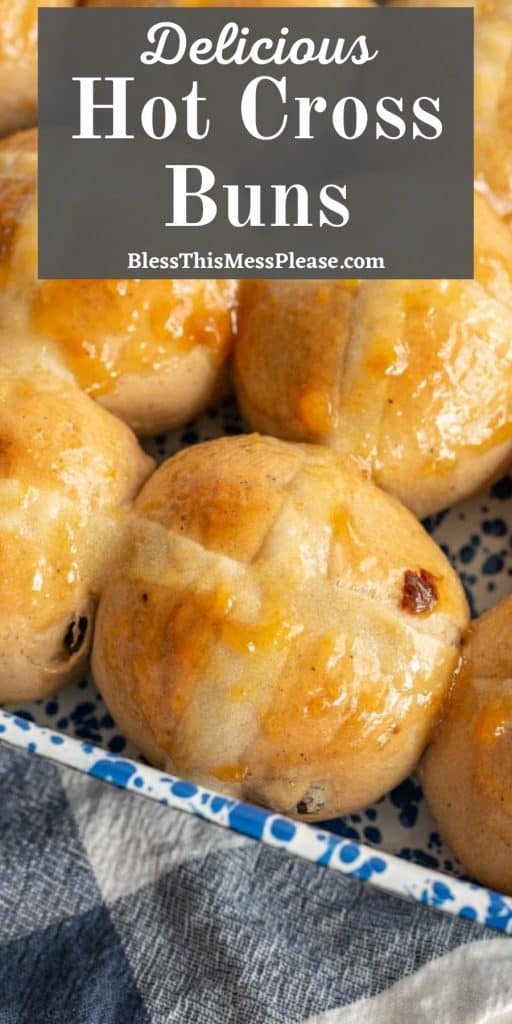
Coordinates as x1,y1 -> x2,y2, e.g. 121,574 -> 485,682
0,368 -> 153,703
420,597 -> 512,894
92,434 -> 468,820
234,194 -> 512,518
0,128 -> 237,436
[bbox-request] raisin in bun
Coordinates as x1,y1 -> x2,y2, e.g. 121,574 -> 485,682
92,434 -> 468,820
0,1 -> 75,139
234,193 -> 512,519
0,128 -> 237,437
392,1 -> 512,225
0,369 -> 153,704
420,597 -> 512,894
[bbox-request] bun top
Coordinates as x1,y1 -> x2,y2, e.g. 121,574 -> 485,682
93,434 -> 468,815
0,368 -> 153,621
449,599 -> 512,827
132,435 -> 467,627
234,193 -> 512,517
419,595 -> 512,891
0,128 -> 236,423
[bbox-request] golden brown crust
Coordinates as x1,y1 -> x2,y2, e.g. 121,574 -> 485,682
0,128 -> 237,436
234,194 -> 512,518
92,434 -> 468,820
235,281 -> 358,444
420,596 -> 512,894
0,368 -> 153,703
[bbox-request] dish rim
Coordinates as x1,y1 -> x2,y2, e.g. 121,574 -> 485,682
1,706 -> 511,936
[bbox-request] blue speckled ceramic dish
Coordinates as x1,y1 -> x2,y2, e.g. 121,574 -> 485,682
2,395 -> 512,934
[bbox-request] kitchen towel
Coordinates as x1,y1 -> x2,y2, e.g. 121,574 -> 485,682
0,740 -> 508,1024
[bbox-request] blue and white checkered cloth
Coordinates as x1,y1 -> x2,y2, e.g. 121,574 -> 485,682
1,740 -> 511,1024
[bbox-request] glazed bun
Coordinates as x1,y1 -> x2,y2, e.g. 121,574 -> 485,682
0,1 -> 75,139
234,193 -> 512,519
92,434 -> 468,820
0,129 -> 237,436
0,369 -> 153,704
421,597 -> 512,894
392,1 -> 512,225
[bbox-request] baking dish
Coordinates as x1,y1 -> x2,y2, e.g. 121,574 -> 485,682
1,396 -> 512,933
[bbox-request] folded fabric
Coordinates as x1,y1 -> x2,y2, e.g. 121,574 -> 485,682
305,941 -> 512,1024
0,742 -> 504,1024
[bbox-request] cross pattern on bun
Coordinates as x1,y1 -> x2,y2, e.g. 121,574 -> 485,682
0,129 -> 237,436
92,434 -> 468,820
234,194 -> 512,518
0,368 -> 153,703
